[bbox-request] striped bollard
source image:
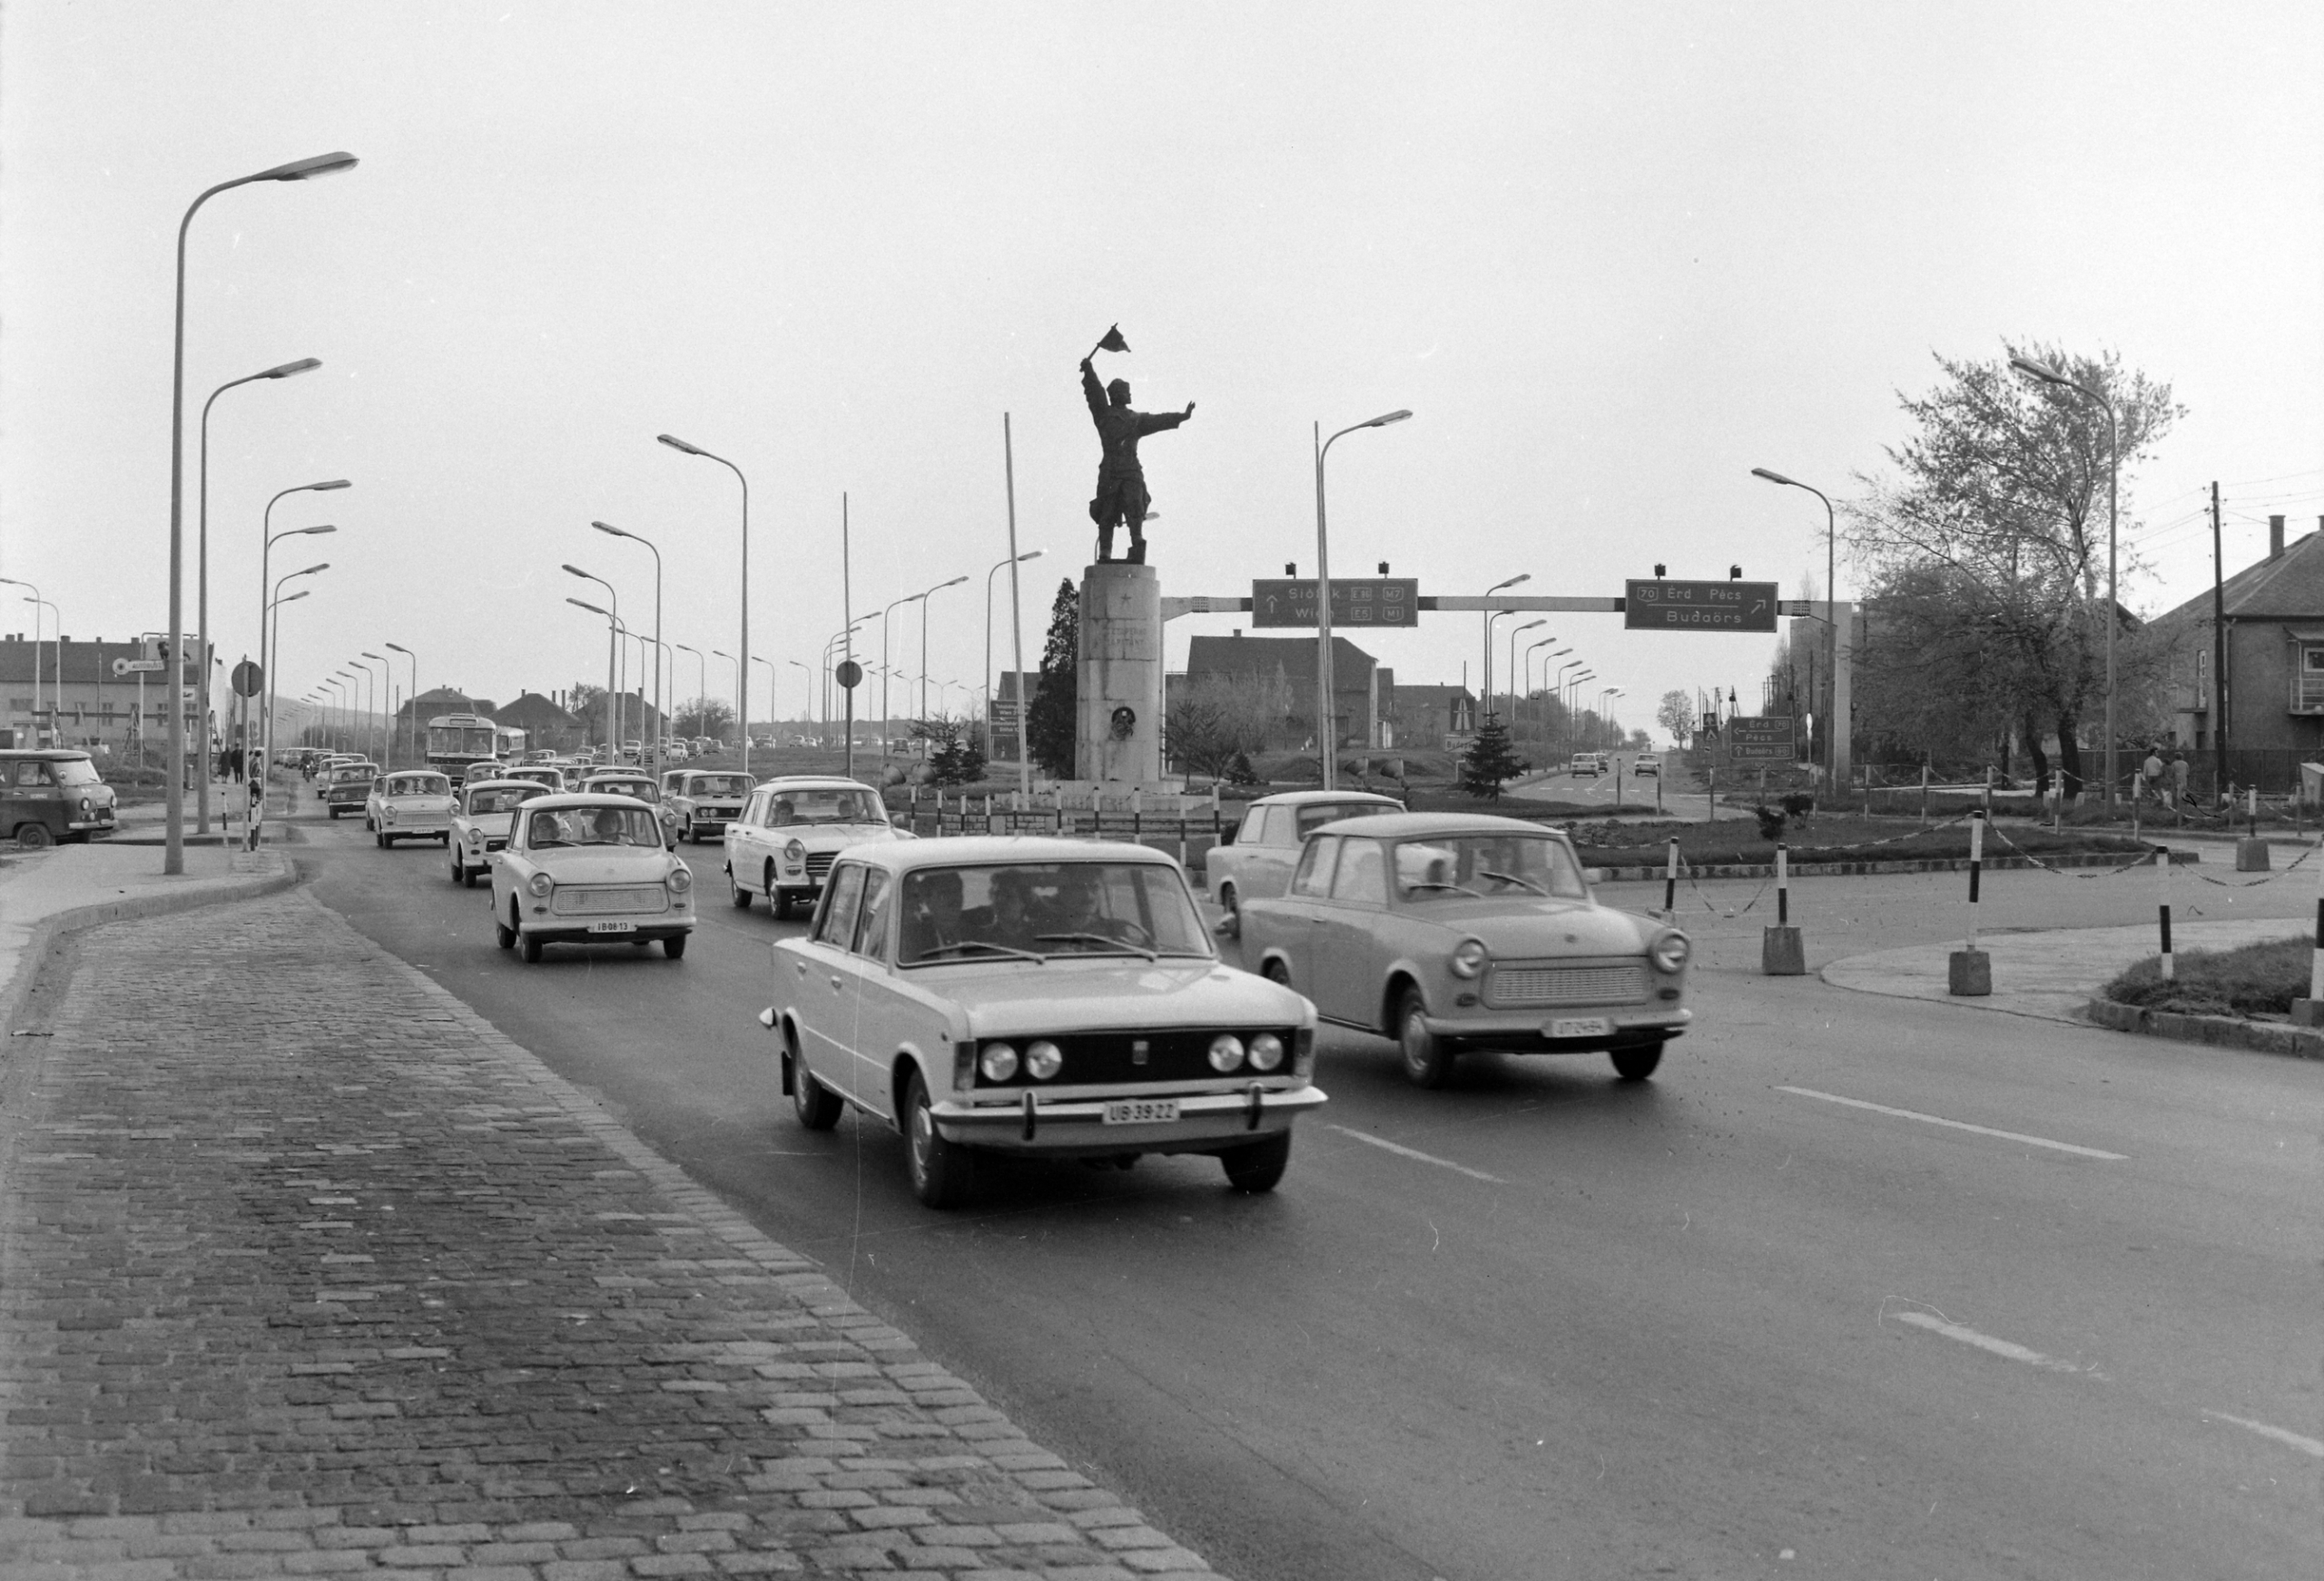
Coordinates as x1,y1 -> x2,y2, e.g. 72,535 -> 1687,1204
1662,836 -> 1679,918
2157,846 -> 2173,982
2291,834 -> 2324,1027
1761,841 -> 1805,974
1948,811 -> 1992,995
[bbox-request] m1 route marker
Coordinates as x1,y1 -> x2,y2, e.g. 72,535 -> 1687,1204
1622,578 -> 1778,633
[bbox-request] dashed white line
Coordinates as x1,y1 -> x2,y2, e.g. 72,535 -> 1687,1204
1888,1310 -> 2088,1373
1324,1124 -> 1505,1183
2202,1410 -> 2324,1458
1777,1086 -> 2128,1161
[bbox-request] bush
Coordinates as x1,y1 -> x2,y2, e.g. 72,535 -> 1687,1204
1753,805 -> 1786,840
2102,935 -> 2312,1017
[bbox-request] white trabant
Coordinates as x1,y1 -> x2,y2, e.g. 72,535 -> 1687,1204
488,794 -> 696,963
1206,790 -> 1403,914
448,778 -> 555,888
725,776 -> 909,919
662,768 -> 756,844
363,771 -> 456,847
502,765 -> 568,795
763,837 -> 1324,1208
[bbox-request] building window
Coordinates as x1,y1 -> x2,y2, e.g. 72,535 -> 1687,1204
2299,648 -> 2324,713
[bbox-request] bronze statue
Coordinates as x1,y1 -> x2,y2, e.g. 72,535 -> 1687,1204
1080,326 -> 1193,564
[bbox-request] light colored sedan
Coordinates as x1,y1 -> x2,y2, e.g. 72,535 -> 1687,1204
1232,812 -> 1691,1087
662,769 -> 756,844
489,794 -> 695,963
725,776 -> 909,919
1206,790 -> 1403,914
448,778 -> 554,887
362,770 -> 456,847
761,837 -> 1324,1208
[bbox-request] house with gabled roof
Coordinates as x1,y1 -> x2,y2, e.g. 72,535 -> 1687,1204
2148,513 -> 2324,791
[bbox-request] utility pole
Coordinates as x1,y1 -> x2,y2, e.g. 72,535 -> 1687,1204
2212,480 -> 2227,797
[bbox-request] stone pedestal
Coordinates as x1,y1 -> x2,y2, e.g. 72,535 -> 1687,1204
1761,925 -> 1805,975
2235,837 -> 2271,871
2289,998 -> 2324,1028
1948,949 -> 1992,996
1076,562 -> 1164,785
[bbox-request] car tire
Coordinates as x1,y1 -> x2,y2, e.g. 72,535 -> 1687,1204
728,865 -> 751,909
903,1068 -> 971,1209
663,934 -> 687,960
1397,986 -> 1457,1090
15,822 -> 54,850
1219,1131 -> 1292,1192
518,927 -> 544,964
791,1043 -> 843,1131
1610,1041 -> 1665,1082
1261,958 -> 1291,989
375,832 -> 388,848
495,904 -> 516,952
439,832 -> 450,845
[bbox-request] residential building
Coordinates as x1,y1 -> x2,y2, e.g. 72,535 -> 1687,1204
1181,632 -> 1381,750
0,634 -> 206,753
2148,513 -> 2324,792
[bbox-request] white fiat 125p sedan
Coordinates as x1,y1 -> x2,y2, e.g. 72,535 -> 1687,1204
488,793 -> 696,963
761,837 -> 1324,1208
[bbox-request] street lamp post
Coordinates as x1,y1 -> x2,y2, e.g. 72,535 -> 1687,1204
674,644 -> 707,738
1481,573 -> 1532,726
261,578 -> 317,825
918,575 -> 969,732
593,520 -> 662,778
262,563 -> 326,782
381,643 -> 417,766
1314,409 -> 1413,791
1523,636 -> 1559,751
564,565 -> 620,755
1750,468 -> 1837,786
199,359 -> 324,833
986,549 -> 1043,763
258,497 -> 340,776
1598,687 -> 1625,752
0,578 -> 47,739
783,658 -> 809,735
656,434 -> 752,777
360,653 -> 392,766
2009,356 -> 2122,807
165,149 -> 358,875
352,657 -> 389,765
877,596 -> 915,749
1506,620 -> 1545,736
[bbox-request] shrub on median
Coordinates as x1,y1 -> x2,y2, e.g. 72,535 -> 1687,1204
2102,934 -> 2313,1018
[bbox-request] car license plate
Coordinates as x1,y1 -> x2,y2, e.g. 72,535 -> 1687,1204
1103,1099 -> 1179,1125
587,921 -> 636,934
1548,1016 -> 1611,1038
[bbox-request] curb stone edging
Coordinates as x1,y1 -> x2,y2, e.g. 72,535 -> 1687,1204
1590,848 -> 2189,883
2083,995 -> 2324,1061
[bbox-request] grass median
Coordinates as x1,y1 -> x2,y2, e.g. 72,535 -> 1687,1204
2102,935 -> 2313,1019
1563,815 -> 2154,868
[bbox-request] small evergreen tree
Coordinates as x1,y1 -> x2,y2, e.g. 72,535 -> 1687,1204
1025,578 -> 1080,779
1458,715 -> 1529,800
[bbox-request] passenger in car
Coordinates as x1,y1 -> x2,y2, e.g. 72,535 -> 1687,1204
901,871 -> 966,961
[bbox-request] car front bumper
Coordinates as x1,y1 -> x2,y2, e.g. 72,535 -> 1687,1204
380,817 -> 452,836
517,915 -> 694,943
932,1083 -> 1327,1156
1424,1005 -> 1691,1048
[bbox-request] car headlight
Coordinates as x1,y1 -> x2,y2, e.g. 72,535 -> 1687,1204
79,796 -> 93,813
1024,1040 -> 1063,1080
979,1042 -> 1019,1082
1450,937 -> 1490,979
1247,1033 -> 1285,1072
468,829 -> 484,847
1649,931 -> 1691,973
784,838 -> 806,865
667,866 -> 693,894
1207,1033 -> 1246,1072
527,873 -> 554,897
381,806 -> 397,824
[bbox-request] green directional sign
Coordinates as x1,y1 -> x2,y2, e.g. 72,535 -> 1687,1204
1251,578 -> 1420,628
1728,716 -> 1795,761
1623,578 -> 1779,633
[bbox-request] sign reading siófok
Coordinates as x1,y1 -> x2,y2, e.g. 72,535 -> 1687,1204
1727,716 -> 1795,762
1250,578 -> 1419,628
1624,578 -> 1778,633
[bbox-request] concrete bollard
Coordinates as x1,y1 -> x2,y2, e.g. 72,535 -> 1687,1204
1662,836 -> 1679,918
1949,811 -> 1991,996
1762,842 -> 1805,974
2235,837 -> 2271,872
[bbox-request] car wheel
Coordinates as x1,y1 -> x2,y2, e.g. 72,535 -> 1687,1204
903,1068 -> 971,1209
495,904 -> 516,952
1219,882 -> 1239,915
663,934 -> 687,960
1219,1131 -> 1292,1192
518,923 -> 543,964
15,822 -> 54,850
1261,958 -> 1291,989
1610,1041 -> 1665,1082
791,1042 -> 843,1131
375,832 -> 388,848
1397,986 -> 1456,1089
439,832 -> 450,845
729,865 -> 751,909
450,852 -> 466,885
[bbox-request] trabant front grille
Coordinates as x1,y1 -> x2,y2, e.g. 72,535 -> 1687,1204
550,884 -> 669,916
970,1028 -> 1301,1088
1484,961 -> 1649,1008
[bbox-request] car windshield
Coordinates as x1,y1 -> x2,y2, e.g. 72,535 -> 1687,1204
333,765 -> 377,782
768,787 -> 882,825
526,805 -> 664,848
467,786 -> 547,815
688,775 -> 753,796
1393,834 -> 1588,901
1295,800 -> 1401,838
53,758 -> 102,786
388,776 -> 449,795
897,861 -> 1210,964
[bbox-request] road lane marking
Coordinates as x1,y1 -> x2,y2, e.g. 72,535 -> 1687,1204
1777,1086 -> 2127,1161
1324,1124 -> 1505,1183
1890,1310 -> 2086,1372
2202,1410 -> 2324,1457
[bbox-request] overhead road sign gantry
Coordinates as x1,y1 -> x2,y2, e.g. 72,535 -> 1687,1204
1622,578 -> 1779,633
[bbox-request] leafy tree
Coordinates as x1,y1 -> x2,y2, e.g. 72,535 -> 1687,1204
1848,341 -> 2183,799
673,697 -> 735,738
1167,672 -> 1292,780
913,716 -> 988,786
1457,715 -> 1529,800
1655,688 -> 1695,749
1024,578 -> 1080,779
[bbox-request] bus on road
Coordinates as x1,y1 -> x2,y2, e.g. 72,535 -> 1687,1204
426,713 -> 501,777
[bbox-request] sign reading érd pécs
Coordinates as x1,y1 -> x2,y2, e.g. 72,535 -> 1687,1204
1623,578 -> 1778,633
1251,578 -> 1419,628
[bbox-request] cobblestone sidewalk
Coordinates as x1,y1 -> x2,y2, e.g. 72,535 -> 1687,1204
0,890 -> 1217,1580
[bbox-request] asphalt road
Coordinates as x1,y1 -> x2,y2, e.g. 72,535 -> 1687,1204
295,809 -> 2319,1581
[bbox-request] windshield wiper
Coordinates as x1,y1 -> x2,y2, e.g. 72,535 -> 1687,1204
1479,869 -> 1548,895
911,940 -> 1045,963
1035,931 -> 1158,962
1403,881 -> 1481,897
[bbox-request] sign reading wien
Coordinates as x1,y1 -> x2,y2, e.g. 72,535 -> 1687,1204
1623,578 -> 1778,633
1250,578 -> 1419,628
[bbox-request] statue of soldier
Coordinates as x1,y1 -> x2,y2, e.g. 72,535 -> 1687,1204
1079,326 -> 1194,564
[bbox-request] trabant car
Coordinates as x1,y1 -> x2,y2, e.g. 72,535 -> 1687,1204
449,777 -> 555,886
503,765 -> 567,795
725,776 -> 910,918
1,749 -> 117,847
1234,812 -> 1691,1088
762,836 -> 1324,1208
579,770 -> 658,804
662,769 -> 755,844
488,794 -> 695,963
1206,790 -> 1403,914
321,761 -> 381,818
1568,753 -> 1607,778
457,759 -> 507,787
1631,754 -> 1661,778
363,771 -> 457,847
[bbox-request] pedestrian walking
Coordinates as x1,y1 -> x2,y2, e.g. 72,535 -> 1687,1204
2141,746 -> 2165,805
2170,752 -> 2191,807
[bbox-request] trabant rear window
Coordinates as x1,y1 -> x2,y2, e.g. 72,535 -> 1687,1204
1395,834 -> 1586,902
896,861 -> 1209,964
1295,800 -> 1398,839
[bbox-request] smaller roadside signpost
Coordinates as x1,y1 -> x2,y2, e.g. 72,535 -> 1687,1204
230,660 -> 264,697
113,657 -> 165,677
833,659 -> 863,689
1728,716 -> 1795,762
1623,578 -> 1779,633
1251,578 -> 1419,628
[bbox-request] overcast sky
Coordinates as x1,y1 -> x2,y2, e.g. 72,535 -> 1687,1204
3,1 -> 2318,742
